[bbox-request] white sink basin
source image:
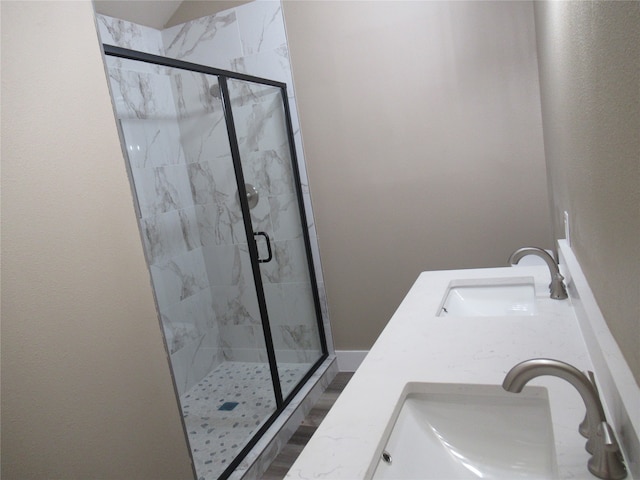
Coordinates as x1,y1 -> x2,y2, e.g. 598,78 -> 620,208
371,383 -> 557,479
438,277 -> 537,317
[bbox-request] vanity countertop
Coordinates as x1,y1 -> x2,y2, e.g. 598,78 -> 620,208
286,264 -> 611,479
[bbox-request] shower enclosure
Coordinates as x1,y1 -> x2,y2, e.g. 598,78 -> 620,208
103,45 -> 327,480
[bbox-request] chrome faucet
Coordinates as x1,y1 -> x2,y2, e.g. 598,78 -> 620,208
503,358 -> 627,480
508,247 -> 568,299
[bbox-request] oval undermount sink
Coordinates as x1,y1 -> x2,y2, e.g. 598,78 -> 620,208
371,383 -> 557,479
438,277 -> 537,317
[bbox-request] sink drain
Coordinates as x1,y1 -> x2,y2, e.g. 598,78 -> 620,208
381,450 -> 392,465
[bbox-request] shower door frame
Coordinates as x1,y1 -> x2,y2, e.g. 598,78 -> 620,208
103,44 -> 328,480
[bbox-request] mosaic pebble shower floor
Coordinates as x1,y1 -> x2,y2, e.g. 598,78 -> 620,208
181,361 -> 310,480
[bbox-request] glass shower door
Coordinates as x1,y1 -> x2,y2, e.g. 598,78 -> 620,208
104,55 -> 278,479
224,78 -> 325,399
102,42 -> 328,479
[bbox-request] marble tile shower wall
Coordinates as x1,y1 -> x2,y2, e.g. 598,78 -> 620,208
161,1 -> 329,365
102,54 -> 224,395
227,82 -> 322,364
97,1 -> 332,396
170,69 -> 268,368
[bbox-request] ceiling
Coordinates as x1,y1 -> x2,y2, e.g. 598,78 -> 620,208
94,1 -> 252,30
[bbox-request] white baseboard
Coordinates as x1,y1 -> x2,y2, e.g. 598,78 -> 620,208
336,350 -> 369,372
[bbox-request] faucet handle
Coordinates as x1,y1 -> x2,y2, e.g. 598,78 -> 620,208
598,422 -> 619,451
580,371 -> 599,439
550,272 -> 568,299
588,421 -> 627,479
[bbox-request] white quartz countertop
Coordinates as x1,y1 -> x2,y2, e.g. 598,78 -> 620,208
286,265 -> 607,480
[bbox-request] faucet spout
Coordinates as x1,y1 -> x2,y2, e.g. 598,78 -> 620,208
503,358 -> 605,437
508,247 -> 568,299
503,358 -> 626,480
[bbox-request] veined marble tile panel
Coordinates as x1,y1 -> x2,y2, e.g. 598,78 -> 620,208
177,111 -> 230,164
232,91 -> 290,154
273,349 -> 321,367
130,164 -> 194,218
281,283 -> 316,326
160,288 -> 217,354
248,193 -> 273,236
220,325 -> 269,363
318,282 -> 329,321
161,311 -> 200,354
262,283 -> 288,324
286,96 -> 312,187
120,118 -> 185,168
263,283 -> 314,327
187,157 -> 240,209
288,102 -> 319,236
188,160 -> 221,206
227,78 -> 274,110
263,282 -> 322,359
301,193 -> 318,241
140,206 -> 201,265
203,243 -> 253,287
170,341 -> 223,397
309,236 -> 325,288
96,14 -> 164,55
272,325 -> 322,363
235,1 -> 286,56
105,56 -> 169,80
196,202 -> 246,247
183,150 -> 243,249
149,248 -> 209,312
261,239 -> 310,285
106,63 -> 177,120
316,282 -> 334,352
169,70 -> 219,119
162,11 -> 242,68
231,45 -> 293,86
239,148 -> 295,198
211,284 -> 261,327
257,98 -> 291,153
268,194 -> 303,241
220,347 -> 270,364
286,95 -> 302,141
275,350 -> 322,371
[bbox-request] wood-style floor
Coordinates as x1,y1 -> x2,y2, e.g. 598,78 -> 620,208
261,372 -> 354,479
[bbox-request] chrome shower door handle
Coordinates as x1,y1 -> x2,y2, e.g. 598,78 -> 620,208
253,232 -> 273,263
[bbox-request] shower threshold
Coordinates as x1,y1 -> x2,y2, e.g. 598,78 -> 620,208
180,361 -> 311,480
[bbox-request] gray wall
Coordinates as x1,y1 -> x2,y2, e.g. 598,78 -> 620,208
283,1 -> 552,350
1,2 -> 193,478
534,1 -> 640,385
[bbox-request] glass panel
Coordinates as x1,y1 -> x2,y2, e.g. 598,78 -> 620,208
104,56 -> 277,480
227,78 -> 324,399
